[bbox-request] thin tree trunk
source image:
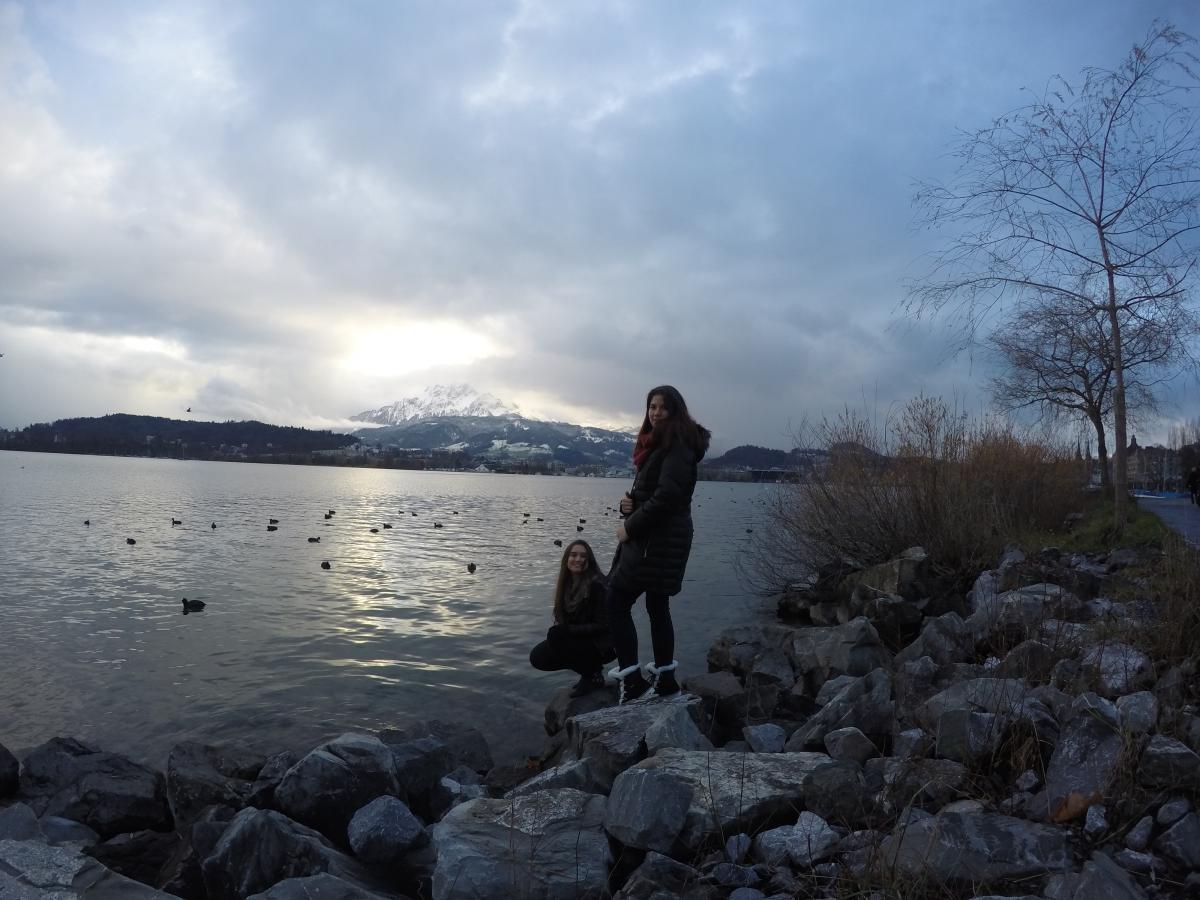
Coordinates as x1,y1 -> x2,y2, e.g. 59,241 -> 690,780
1103,260 -> 1128,531
1090,412 -> 1111,488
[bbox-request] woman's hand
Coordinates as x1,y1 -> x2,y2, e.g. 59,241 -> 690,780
619,493 -> 633,515
616,524 -> 628,543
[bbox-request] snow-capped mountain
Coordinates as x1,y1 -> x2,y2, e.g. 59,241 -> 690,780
351,384 -> 520,426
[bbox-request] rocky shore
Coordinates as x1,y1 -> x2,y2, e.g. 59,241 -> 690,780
2,543 -> 1199,899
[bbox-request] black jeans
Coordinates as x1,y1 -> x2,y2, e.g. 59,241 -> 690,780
607,585 -> 673,670
529,634 -> 605,677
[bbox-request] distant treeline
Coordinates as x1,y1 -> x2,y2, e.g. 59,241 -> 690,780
1,414 -> 358,459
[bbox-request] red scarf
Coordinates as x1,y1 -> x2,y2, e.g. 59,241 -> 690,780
632,431 -> 655,470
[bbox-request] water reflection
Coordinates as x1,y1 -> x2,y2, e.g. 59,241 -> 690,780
0,452 -> 773,765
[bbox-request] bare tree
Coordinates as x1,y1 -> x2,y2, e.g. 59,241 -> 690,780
908,23 -> 1200,531
989,292 -> 1185,487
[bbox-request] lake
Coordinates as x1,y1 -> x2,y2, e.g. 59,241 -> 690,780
1,451 -> 774,768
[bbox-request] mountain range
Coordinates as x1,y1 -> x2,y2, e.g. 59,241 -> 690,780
351,384 -> 519,425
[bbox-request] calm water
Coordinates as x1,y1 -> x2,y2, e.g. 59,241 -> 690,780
1,451 -> 772,767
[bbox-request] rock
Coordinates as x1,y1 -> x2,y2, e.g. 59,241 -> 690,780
814,675 -> 857,706
201,807 -> 393,900
916,678 -> 1031,729
1089,804 -> 1112,840
429,774 -> 486,820
378,720 -> 494,774
838,547 -> 928,600
246,750 -> 299,809
605,747 -> 831,856
789,618 -> 892,690
728,889 -> 766,900
505,759 -> 604,799
1125,815 -> 1154,852
934,709 -> 1006,766
743,724 -> 786,753
892,728 -> 932,759
17,736 -> 172,839
1116,692 -> 1158,735
995,640 -> 1057,684
683,672 -> 776,739
0,742 -> 17,798
1153,811 -> 1200,870
543,683 -> 618,736
708,862 -> 759,887
644,701 -> 715,756
1137,734 -> 1200,789
0,804 -> 42,842
896,612 -> 974,667
1030,692 -> 1125,822
564,696 -> 708,790
431,789 -> 610,900
39,816 -> 100,849
157,803 -> 237,899
1043,850 -> 1149,900
881,811 -> 1073,883
707,624 -> 798,677
0,838 -> 182,899
612,851 -> 716,900
1079,642 -> 1154,698
247,872 -> 395,899
746,649 -> 796,691
85,827 -> 180,887
165,740 -> 265,827
802,760 -> 884,829
823,727 -> 878,765
865,758 -> 969,810
785,668 -> 893,750
725,832 -> 752,864
1112,848 -> 1168,876
1156,798 -> 1190,827
1014,769 -> 1040,792
274,733 -> 402,842
785,811 -> 841,867
347,795 -> 426,864
385,736 -> 454,821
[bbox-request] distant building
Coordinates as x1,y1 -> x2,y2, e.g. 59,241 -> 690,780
1125,435 -> 1182,491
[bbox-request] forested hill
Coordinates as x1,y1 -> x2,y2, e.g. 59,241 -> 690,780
2,414 -> 358,458
703,444 -> 803,469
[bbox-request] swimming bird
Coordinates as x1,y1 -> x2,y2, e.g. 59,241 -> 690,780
411,511 -> 417,517
211,522 -> 216,530
308,537 -> 320,543
269,518 -> 279,524
171,519 -> 182,526
537,517 -> 543,522
553,539 -> 563,547
576,525 -> 584,532
126,538 -> 136,545
579,518 -> 586,524
324,513 -> 331,520
452,511 -> 458,515
186,407 -> 191,413
321,561 -> 331,570
467,562 -> 477,574
182,597 -> 205,612
523,513 -> 530,518
370,528 -> 379,534
382,523 -> 393,529
328,509 -> 336,516
434,522 -> 443,529
267,525 -> 278,532
84,520 -> 90,526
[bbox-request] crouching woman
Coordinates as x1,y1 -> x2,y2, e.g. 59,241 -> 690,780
529,540 -> 614,697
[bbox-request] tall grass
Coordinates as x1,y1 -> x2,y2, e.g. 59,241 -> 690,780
744,396 -> 1085,592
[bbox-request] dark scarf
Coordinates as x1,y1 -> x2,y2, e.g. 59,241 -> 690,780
633,431 -> 655,470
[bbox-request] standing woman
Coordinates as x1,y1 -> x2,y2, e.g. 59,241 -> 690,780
608,385 -> 710,703
529,540 -> 615,697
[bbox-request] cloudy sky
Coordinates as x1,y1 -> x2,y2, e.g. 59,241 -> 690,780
1,1 -> 1197,452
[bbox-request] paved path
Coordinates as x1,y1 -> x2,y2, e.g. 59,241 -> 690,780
1136,495 -> 1200,546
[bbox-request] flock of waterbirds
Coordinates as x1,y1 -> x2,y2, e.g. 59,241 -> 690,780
84,502 -> 627,615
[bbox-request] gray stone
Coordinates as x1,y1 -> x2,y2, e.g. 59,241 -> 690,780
1014,769 -> 1040,792
1116,692 -> 1158,734
543,684 -> 618,736
899,655 -> 938,683
607,747 -> 831,856
897,612 -> 974,667
709,862 -> 758,887
865,758 -> 969,811
1153,811 -> 1200,870
815,675 -> 857,706
881,811 -> 1073,882
892,728 -> 931,759
1112,848 -> 1168,875
823,727 -> 878,765
385,736 -> 454,820
1030,692 -> 1125,823
934,709 -> 1005,765
941,799 -> 985,813
1084,804 -> 1108,839
505,759 -> 603,799
995,640 -> 1057,684
165,740 -> 264,828
245,750 -> 299,809
707,623 -> 799,677
377,720 -> 494,774
644,701 -> 714,755
1124,815 -> 1153,851
1043,850 -> 1149,900
683,672 -> 776,739
0,804 -> 42,842
783,811 -> 839,867
1156,798 -> 1190,826
565,696 -> 708,790
247,873 -> 394,899
916,678 -> 1032,730
612,851 -> 712,900
0,837 -> 183,899
746,649 -> 796,690
0,742 -> 17,799
968,582 -> 1080,643
788,618 -> 892,689
201,807 -> 393,900
728,890 -> 766,900
274,732 -> 402,841
725,832 -> 751,864
1080,642 -> 1154,698
998,792 -> 1032,815
1138,734 -> 1200,789
431,788 -> 611,900
743,724 -> 786,753
802,760 -> 883,830
16,736 -> 171,840
347,795 -> 426,864
785,668 -> 893,750
39,816 -> 100,849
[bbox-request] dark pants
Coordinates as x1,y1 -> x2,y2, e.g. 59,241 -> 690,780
529,634 -> 605,677
607,585 -> 673,670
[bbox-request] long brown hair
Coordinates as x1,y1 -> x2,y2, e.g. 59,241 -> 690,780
638,384 -> 711,460
552,540 -> 603,624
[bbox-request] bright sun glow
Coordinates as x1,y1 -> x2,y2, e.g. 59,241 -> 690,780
339,320 -> 500,377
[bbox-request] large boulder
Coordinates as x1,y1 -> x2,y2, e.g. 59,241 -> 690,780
383,736 -> 454,821
1029,694 -> 1127,822
543,685 -> 618,736
605,747 -> 831,856
0,838 -> 182,899
838,547 -> 929,600
274,733 -> 401,842
612,850 -> 718,900
968,583 -> 1082,644
788,618 -> 892,692
917,679 -> 1056,746
1080,643 -> 1155,698
17,737 -> 172,839
785,668 -> 893,750
881,811 -> 1073,884
1137,735 -> 1200,790
200,807 -> 396,900
1043,850 -> 1150,900
0,742 -> 17,798
505,759 -> 606,799
431,789 -> 610,900
564,696 -> 709,790
707,624 -> 799,677
865,757 -> 971,811
682,672 -> 773,742
895,613 -> 974,667
165,741 -> 265,827
347,795 -> 427,865
377,720 -> 494,774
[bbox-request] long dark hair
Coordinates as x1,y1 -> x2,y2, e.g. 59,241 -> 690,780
552,540 -> 603,624
639,385 -> 711,460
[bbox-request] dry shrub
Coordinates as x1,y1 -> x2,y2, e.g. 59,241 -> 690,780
745,396 -> 1084,591
1139,533 -> 1200,672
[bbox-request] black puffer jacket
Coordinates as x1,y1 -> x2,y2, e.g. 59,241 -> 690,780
611,439 -> 705,597
556,574 -> 614,659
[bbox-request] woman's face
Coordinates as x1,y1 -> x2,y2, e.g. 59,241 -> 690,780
566,544 -> 589,574
648,394 -> 671,429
